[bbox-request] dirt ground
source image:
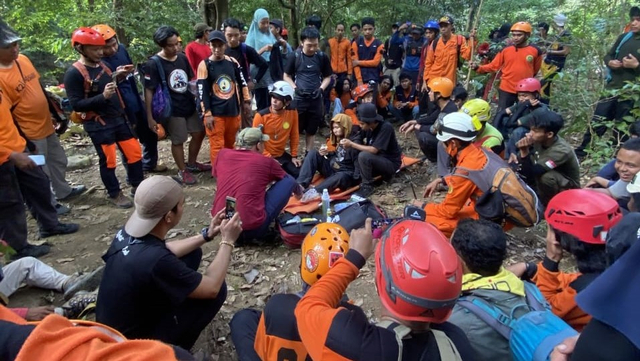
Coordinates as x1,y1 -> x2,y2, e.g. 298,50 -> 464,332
11,125 -> 553,360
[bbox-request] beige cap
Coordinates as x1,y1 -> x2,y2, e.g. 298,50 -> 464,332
125,176 -> 184,237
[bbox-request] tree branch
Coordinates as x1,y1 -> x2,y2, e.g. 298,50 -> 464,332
277,0 -> 294,10
325,0 -> 359,22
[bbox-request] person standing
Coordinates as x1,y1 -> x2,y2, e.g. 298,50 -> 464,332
383,23 -> 403,86
575,7 -> 640,158
328,23 -> 353,79
351,17 -> 385,85
93,23 -> 166,173
184,23 -> 213,76
423,16 -> 474,87
472,22 -> 543,111
0,22 -> 85,214
284,27 -> 333,153
246,8 -> 278,111
144,25 -> 209,185
540,14 -> 571,99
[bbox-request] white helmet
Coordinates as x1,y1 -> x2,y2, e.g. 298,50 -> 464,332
270,81 -> 295,101
436,112 -> 478,142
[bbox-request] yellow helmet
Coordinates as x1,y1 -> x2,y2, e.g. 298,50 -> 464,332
301,223 -> 350,286
460,98 -> 491,131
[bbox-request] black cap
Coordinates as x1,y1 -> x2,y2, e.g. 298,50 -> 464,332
270,19 -> 284,29
208,30 -> 227,44
392,22 -> 400,28
357,103 -> 383,123
439,15 -> 454,25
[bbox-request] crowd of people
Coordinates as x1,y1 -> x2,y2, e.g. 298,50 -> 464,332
0,6 -> 639,361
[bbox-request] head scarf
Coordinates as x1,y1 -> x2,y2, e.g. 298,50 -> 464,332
246,8 -> 276,62
330,114 -> 353,146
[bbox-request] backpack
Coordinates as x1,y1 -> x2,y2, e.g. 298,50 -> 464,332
239,43 -> 251,82
605,31 -> 634,83
453,148 -> 540,227
457,282 -> 578,361
431,34 -> 465,69
332,199 -> 386,232
376,319 -> 462,361
68,61 -> 123,125
276,211 -> 322,248
149,55 -> 173,125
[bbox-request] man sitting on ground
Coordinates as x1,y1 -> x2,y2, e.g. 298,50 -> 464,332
97,176 -> 242,350
211,127 -> 302,243
342,103 -> 402,197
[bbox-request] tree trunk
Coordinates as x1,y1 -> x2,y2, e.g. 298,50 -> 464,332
289,0 -> 299,48
202,0 -> 229,30
112,0 -> 128,45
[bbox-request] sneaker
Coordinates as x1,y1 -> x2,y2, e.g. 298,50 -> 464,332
185,162 -> 212,173
58,185 -> 87,201
63,266 -> 104,301
356,184 -> 375,198
109,192 -> 133,208
145,163 -> 168,173
11,244 -> 51,260
301,188 -> 320,203
179,170 -> 197,185
55,203 -> 71,215
62,291 -> 97,319
40,223 -> 80,238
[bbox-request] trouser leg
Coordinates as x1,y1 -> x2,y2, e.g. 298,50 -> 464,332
0,257 -> 69,297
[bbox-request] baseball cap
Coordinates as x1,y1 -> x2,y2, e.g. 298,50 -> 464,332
270,19 -> 284,29
439,16 -> 454,25
627,172 -> 640,193
392,22 -> 400,28
357,103 -> 383,123
236,127 -> 270,147
125,176 -> 184,238
0,19 -> 21,48
208,30 -> 227,43
194,23 -> 213,33
553,14 -> 567,27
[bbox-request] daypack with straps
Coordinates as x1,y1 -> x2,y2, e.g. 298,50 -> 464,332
431,34 -> 465,69
457,282 -> 578,361
606,31 -> 634,83
69,61 -> 125,125
453,148 -> 540,227
376,319 -> 462,361
150,55 -> 173,124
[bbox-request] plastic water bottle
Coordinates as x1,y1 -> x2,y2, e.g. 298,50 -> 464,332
321,189 -> 331,222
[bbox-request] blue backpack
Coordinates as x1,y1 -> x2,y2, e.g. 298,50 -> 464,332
457,282 -> 578,361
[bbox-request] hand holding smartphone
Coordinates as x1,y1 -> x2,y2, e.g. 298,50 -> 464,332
225,196 -> 237,219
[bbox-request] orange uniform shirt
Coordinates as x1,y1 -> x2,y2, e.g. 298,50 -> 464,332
0,84 -> 26,165
253,107 -> 300,157
476,44 -> 542,93
351,38 -> 384,84
423,34 -> 472,84
0,54 -> 54,140
328,37 -> 353,75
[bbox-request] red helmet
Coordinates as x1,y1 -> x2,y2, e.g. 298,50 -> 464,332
375,220 -> 462,323
516,78 -> 541,93
71,27 -> 106,47
545,189 -> 623,244
351,84 -> 373,102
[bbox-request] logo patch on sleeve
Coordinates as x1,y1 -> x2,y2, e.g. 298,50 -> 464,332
545,160 -> 557,169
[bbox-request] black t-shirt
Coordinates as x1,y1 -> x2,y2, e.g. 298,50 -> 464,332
284,50 -> 332,92
143,54 -> 196,118
96,228 -> 202,340
417,101 -> 457,132
225,44 -> 268,84
360,121 -> 402,168
63,63 -> 126,132
197,58 -> 243,117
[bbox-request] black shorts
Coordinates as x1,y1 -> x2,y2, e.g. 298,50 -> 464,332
292,96 -> 324,136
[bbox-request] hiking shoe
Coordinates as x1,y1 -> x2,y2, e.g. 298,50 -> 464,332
40,222 -> 80,238
63,266 -> 104,301
356,184 -> 375,198
58,185 -> 87,201
62,291 -> 97,319
148,163 -> 168,172
301,188 -> 320,203
11,244 -> 51,260
109,192 -> 133,208
179,170 -> 197,185
185,162 -> 212,173
55,203 -> 71,216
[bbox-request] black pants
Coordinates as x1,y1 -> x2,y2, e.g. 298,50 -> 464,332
577,96 -> 633,154
416,130 -> 439,162
229,309 -> 262,361
297,150 -> 356,192
275,152 -> 300,178
0,160 -> 59,251
498,89 -> 518,111
254,88 -> 270,112
149,248 -> 227,350
357,151 -> 398,185
125,107 -> 159,171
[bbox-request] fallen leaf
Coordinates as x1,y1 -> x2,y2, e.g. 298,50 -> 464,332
56,258 -> 74,264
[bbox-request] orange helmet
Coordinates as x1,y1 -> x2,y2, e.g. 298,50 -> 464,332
71,27 -> 106,47
301,223 -> 350,286
511,21 -> 532,34
91,24 -> 117,41
427,77 -> 454,98
351,84 -> 373,102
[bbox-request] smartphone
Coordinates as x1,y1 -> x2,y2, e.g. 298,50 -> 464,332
225,196 -> 237,219
28,155 -> 45,166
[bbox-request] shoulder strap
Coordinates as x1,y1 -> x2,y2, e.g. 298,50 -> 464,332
151,55 -> 167,86
615,31 -> 634,57
456,297 -> 513,339
294,48 -> 304,75
431,36 -> 440,52
432,329 -> 462,361
376,319 -> 411,361
72,61 -> 93,98
523,281 -> 547,311
239,43 -> 251,80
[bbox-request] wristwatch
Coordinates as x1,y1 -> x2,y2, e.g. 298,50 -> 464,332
201,227 -> 213,242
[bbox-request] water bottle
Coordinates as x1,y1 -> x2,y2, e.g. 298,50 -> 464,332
321,189 -> 331,222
